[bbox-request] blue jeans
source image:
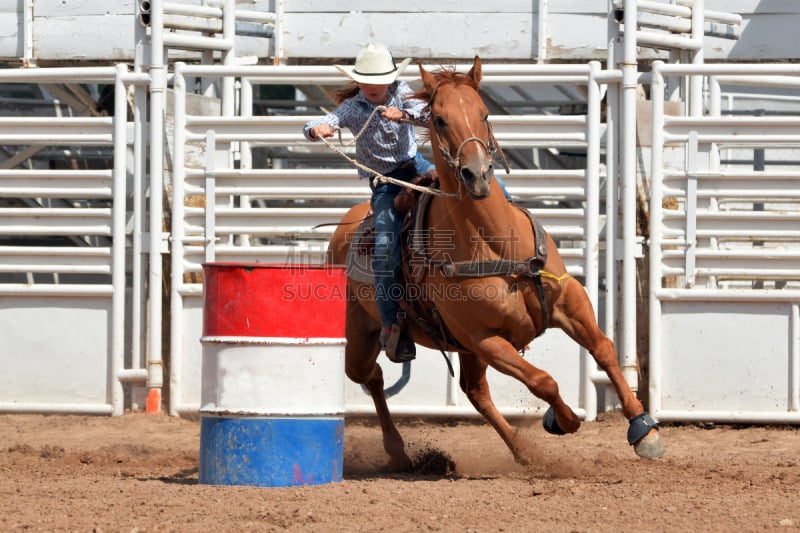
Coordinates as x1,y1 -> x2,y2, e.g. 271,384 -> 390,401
496,174 -> 513,200
371,153 -> 433,328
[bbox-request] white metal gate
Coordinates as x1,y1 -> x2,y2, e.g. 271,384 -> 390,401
0,66 -> 150,415
3,1 -> 799,425
648,62 -> 800,422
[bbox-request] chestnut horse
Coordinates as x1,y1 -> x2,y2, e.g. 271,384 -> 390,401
327,56 -> 665,470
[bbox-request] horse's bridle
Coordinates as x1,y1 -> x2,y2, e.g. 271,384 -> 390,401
427,82 -> 511,179
434,126 -> 502,174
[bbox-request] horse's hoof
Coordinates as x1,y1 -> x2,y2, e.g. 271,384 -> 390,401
633,430 -> 666,459
386,455 -> 414,473
514,456 -> 530,467
627,412 -> 659,445
542,406 -> 567,436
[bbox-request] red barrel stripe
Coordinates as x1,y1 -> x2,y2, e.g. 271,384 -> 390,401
202,263 -> 347,338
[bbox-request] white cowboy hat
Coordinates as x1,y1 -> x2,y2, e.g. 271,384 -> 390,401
334,43 -> 412,85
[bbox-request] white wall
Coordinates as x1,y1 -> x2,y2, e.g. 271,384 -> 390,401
0,1 -> 797,64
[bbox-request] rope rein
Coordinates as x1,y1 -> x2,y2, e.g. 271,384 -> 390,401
314,104 -> 460,198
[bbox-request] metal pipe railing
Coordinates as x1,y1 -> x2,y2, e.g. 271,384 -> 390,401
649,60 -> 800,423
146,0 -> 166,415
0,66 -> 151,417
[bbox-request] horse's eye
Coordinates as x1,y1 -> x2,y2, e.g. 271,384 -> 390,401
433,116 -> 446,130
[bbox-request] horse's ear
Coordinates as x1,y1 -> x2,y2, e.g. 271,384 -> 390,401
467,56 -> 482,85
419,62 -> 437,93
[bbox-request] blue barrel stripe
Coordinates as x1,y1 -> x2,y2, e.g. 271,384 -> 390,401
199,416 -> 344,487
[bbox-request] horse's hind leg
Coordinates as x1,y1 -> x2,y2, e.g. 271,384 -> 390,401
552,277 -> 641,416
344,301 -> 413,472
552,276 -> 665,458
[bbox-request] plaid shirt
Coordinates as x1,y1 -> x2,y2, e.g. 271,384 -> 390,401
303,81 -> 429,179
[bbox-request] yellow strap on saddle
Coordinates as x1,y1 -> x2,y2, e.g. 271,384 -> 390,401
539,270 -> 570,284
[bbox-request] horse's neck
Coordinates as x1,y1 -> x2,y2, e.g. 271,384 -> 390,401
437,179 -> 532,260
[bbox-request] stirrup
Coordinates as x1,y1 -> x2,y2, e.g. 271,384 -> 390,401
380,324 -> 415,363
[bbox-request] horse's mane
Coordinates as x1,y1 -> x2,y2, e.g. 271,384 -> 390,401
411,67 -> 479,104
409,67 -> 479,144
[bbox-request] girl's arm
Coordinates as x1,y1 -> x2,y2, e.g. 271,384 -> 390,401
397,82 -> 430,123
303,100 -> 354,141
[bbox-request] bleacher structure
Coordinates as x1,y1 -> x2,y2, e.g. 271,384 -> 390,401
0,1 -> 797,424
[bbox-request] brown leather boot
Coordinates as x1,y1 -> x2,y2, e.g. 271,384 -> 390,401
379,324 -> 416,363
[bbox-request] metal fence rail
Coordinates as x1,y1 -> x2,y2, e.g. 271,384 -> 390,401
0,66 -> 149,415
649,62 -> 800,423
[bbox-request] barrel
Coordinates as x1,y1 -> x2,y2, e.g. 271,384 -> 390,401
198,262 -> 347,487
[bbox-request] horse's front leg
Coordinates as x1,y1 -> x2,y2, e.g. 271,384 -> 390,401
459,341 -> 580,466
344,322 -> 413,472
475,336 -> 582,436
459,354 -> 532,465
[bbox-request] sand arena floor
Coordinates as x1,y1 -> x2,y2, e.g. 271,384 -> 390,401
1,411 -> 798,532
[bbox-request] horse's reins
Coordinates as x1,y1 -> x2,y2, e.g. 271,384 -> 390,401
314,104 -> 460,198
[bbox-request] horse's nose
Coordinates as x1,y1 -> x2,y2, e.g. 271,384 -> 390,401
483,161 -> 494,182
459,161 -> 493,198
459,161 -> 493,186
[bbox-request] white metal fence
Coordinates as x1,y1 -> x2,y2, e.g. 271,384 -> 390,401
648,62 -> 800,423
0,65 -> 150,415
3,60 -> 799,425
2,0 -> 800,427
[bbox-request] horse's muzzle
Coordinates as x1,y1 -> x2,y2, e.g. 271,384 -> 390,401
459,164 -> 493,199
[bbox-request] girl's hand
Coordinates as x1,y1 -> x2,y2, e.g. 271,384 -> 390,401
381,106 -> 408,123
310,124 -> 334,139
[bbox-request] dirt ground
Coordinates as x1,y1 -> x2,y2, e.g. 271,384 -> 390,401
0,410 -> 797,532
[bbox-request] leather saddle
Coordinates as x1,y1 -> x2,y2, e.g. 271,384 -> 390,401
346,172 -> 550,356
